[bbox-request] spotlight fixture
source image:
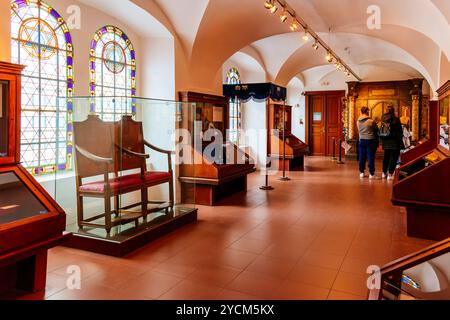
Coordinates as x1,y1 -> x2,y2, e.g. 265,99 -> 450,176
263,0 -> 361,81
302,30 -> 310,41
290,20 -> 299,31
280,10 -> 288,22
264,0 -> 274,9
270,3 -> 278,14
312,40 -> 319,50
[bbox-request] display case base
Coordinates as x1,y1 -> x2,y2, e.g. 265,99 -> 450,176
406,207 -> 450,241
269,156 -> 305,171
64,207 -> 197,257
180,169 -> 255,206
0,233 -> 71,299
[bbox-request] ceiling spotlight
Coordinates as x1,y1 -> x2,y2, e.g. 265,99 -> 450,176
264,0 -> 274,9
325,52 -> 333,63
335,61 -> 342,70
270,3 -> 278,14
290,20 -> 299,31
302,30 -> 310,41
280,10 -> 288,22
312,40 -> 319,50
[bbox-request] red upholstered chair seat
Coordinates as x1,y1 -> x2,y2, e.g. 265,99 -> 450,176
79,171 -> 171,193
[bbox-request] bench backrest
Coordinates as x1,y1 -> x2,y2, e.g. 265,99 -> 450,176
73,115 -> 146,179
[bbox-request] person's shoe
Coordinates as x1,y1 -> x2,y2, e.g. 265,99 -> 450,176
387,174 -> 395,181
382,172 -> 387,179
360,173 -> 365,178
369,175 -> 376,180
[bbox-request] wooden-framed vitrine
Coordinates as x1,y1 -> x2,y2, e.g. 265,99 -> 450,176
0,62 -> 68,298
268,103 -> 309,171
178,92 -> 255,206
392,81 -> 450,241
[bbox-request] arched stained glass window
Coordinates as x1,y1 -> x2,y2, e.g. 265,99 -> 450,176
226,67 -> 241,144
90,26 -> 136,121
11,0 -> 74,175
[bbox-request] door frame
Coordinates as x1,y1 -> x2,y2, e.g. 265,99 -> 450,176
305,90 -> 346,156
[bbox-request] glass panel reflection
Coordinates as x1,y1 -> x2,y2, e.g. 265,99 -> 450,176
0,171 -> 48,224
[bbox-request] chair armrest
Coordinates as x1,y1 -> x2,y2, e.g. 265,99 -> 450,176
116,145 -> 150,159
144,140 -> 175,155
75,145 -> 113,164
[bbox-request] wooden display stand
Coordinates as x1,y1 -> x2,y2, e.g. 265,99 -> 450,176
268,103 -> 308,171
0,62 -> 69,298
392,81 -> 450,241
178,92 -> 255,206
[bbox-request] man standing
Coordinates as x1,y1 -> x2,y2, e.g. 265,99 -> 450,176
357,107 -> 379,179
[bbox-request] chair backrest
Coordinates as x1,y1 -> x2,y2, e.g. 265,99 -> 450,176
114,115 -> 146,172
73,115 -> 115,179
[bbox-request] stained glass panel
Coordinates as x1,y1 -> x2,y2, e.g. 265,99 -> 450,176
90,25 -> 136,120
11,0 -> 74,175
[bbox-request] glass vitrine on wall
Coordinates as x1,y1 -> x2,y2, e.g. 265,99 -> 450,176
439,95 -> 449,150
0,81 -> 8,158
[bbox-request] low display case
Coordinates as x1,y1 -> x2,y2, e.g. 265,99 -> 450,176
268,103 -> 309,171
392,81 -> 450,241
178,92 -> 255,206
400,101 -> 439,165
0,62 -> 68,298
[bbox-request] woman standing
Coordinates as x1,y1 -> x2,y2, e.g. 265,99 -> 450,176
380,105 -> 405,180
357,107 -> 379,179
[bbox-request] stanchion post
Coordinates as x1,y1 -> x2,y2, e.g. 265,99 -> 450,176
260,159 -> 274,191
337,139 -> 345,164
331,137 -> 337,161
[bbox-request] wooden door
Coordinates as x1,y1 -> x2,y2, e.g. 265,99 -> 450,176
307,91 -> 344,156
310,95 -> 326,156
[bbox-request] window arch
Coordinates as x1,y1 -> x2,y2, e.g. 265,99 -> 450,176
226,67 -> 241,144
90,25 -> 136,121
11,0 -> 74,175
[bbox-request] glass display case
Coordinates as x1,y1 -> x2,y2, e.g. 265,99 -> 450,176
268,103 -> 309,171
370,238 -> 450,300
178,92 -> 255,206
0,171 -> 48,224
400,100 -> 439,165
0,62 -> 67,298
392,81 -> 450,241
0,81 -> 8,158
51,96 -> 198,256
439,95 -> 449,150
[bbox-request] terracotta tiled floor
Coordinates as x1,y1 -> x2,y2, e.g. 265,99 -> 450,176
28,157 -> 436,300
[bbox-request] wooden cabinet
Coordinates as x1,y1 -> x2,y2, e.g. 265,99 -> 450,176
392,81 -> 450,241
0,62 -> 68,298
268,103 -> 308,171
178,92 -> 255,206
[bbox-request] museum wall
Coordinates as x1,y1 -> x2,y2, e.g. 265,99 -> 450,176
287,78 -> 306,143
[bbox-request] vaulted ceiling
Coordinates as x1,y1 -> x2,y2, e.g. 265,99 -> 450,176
88,0 -> 450,93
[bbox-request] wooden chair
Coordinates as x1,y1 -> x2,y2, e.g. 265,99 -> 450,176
73,115 -> 174,234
